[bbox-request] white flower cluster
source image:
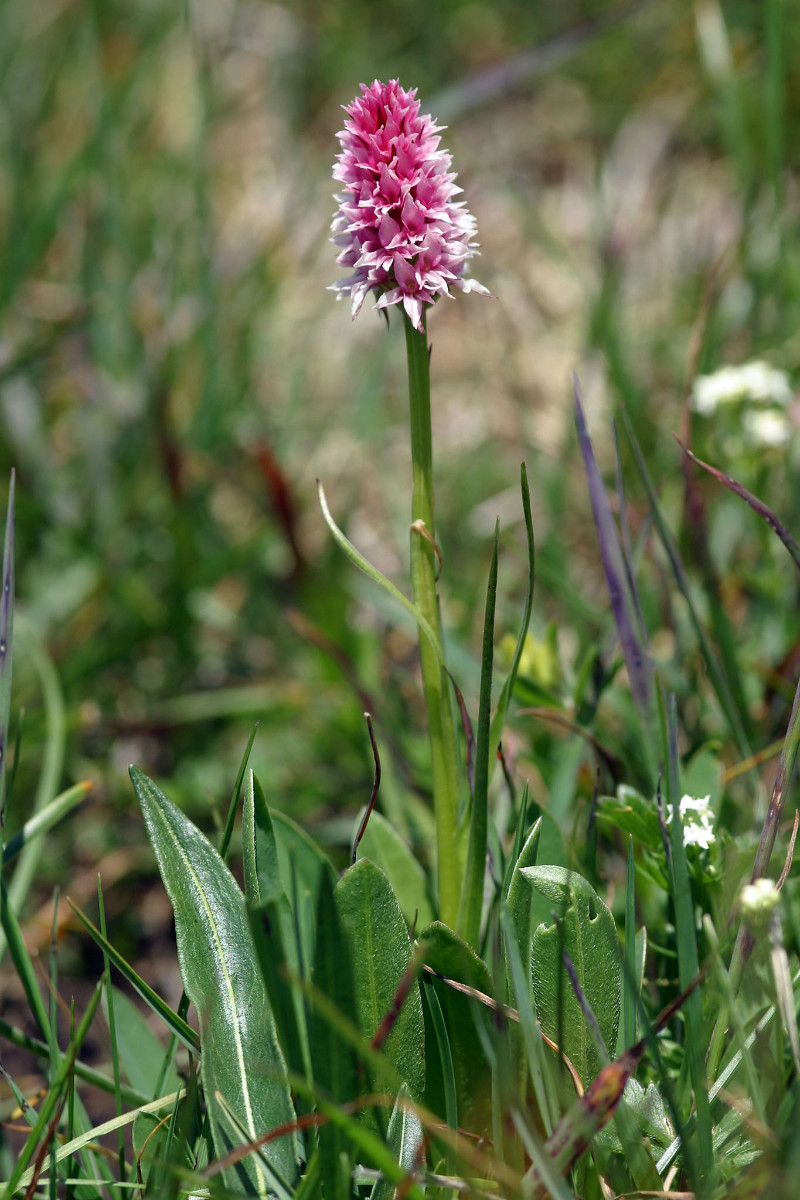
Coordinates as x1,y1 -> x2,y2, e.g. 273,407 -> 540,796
739,876 -> 780,917
665,793 -> 715,850
692,360 -> 793,415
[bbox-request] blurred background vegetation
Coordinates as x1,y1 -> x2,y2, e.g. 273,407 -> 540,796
1,0 -> 799,991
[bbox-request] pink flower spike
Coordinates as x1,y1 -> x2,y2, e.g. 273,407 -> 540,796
330,79 -> 489,332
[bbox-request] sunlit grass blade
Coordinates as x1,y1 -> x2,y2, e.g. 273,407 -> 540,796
458,521 -> 499,949
2,782 -> 91,866
8,1088 -> 186,1194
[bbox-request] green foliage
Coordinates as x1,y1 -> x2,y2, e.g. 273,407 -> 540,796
132,765 -> 298,1195
2,1 -> 800,1195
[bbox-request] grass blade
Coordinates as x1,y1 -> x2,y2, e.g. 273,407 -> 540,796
458,521 -> 499,949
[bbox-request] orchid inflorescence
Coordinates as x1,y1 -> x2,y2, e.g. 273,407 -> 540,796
330,78 -> 489,332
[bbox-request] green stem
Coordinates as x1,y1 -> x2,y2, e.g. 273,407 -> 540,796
403,312 -> 461,928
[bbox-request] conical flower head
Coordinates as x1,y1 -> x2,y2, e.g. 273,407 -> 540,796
330,79 -> 489,332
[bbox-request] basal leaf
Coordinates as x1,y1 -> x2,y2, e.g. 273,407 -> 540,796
335,859 -> 425,1101
356,811 -> 434,929
131,766 -> 297,1196
523,865 -> 622,1089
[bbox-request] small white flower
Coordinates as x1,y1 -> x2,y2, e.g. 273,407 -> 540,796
742,407 -> 791,448
691,360 -> 792,415
666,793 -> 715,849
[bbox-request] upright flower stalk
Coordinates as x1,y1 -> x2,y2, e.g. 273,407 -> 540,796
404,312 -> 462,925
330,79 -> 488,925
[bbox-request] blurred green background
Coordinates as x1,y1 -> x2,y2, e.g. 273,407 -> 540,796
1,0 -> 799,976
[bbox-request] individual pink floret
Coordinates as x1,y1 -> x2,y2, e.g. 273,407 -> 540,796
330,79 -> 489,332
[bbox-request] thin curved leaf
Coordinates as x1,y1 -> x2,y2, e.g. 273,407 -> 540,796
131,766 -> 297,1196
318,481 -> 443,667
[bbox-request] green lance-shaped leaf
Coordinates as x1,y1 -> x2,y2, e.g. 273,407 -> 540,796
335,859 -> 425,1102
131,766 -> 298,1196
356,810 -> 434,930
523,865 -> 622,1090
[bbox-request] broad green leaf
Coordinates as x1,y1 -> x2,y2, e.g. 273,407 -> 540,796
335,859 -> 425,1101
523,865 -> 622,1089
131,766 -> 297,1196
417,922 -> 493,1136
356,811 -> 433,929
368,1086 -> 423,1200
104,987 -> 180,1100
310,869 -> 358,1200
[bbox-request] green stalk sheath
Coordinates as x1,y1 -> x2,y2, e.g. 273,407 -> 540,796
404,313 -> 461,929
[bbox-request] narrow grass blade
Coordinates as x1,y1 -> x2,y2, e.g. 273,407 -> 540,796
665,691 -> 713,1191
68,899 -> 199,1054
675,437 -> 800,573
2,782 -> 91,866
488,462 -> 535,762
98,878 -> 125,1182
8,1088 -> 186,1193
0,470 -> 14,830
622,836 -> 637,1049
317,481 -> 443,668
420,975 -> 458,1135
620,409 -> 751,758
131,765 -> 298,1195
4,626 -> 67,926
458,521 -> 499,948
2,979 -> 103,1197
0,877 -> 49,1038
709,666 -> 800,1076
574,382 -> 655,740
219,720 -> 259,863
